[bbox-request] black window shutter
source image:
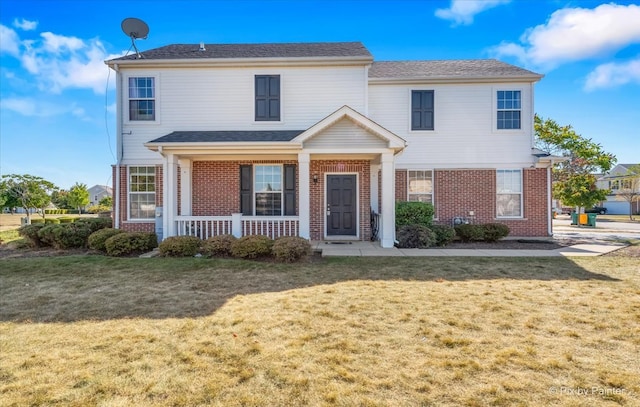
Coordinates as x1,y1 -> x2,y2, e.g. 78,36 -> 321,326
283,164 -> 296,216
240,165 -> 253,215
411,90 -> 434,130
255,75 -> 280,121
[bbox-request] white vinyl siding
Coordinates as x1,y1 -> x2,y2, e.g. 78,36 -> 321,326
119,66 -> 367,162
368,83 -> 535,168
303,118 -> 388,149
496,169 -> 522,218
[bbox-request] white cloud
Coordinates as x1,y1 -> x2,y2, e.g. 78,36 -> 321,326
11,31 -> 115,94
0,24 -> 20,56
492,3 -> 640,69
585,57 -> 640,91
435,0 -> 510,26
0,97 -> 88,118
13,18 -> 38,31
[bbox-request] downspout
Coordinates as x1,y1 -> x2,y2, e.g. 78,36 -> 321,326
113,63 -> 123,229
547,164 -> 552,236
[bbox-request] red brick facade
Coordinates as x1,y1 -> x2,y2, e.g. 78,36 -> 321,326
114,162 -> 549,238
394,168 -> 549,237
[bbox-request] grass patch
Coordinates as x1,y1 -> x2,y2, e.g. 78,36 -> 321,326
1,255 -> 639,406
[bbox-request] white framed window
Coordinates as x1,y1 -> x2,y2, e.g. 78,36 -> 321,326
129,166 -> 155,219
254,165 -> 283,216
497,90 -> 521,130
128,77 -> 155,121
408,170 -> 433,203
496,169 -> 522,217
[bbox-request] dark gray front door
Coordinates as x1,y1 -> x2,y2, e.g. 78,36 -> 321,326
326,175 -> 357,236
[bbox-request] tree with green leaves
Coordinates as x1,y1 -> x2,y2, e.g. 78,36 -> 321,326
68,183 -> 90,214
51,189 -> 73,210
535,115 -> 616,213
99,195 -> 113,208
0,174 -> 57,222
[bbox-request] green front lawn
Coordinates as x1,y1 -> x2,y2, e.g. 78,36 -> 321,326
1,255 -> 639,406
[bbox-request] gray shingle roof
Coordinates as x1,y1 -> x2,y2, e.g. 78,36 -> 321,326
148,130 -> 305,143
369,60 -> 542,80
110,42 -> 372,61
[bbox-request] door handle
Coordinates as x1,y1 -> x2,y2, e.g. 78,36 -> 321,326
326,204 -> 331,216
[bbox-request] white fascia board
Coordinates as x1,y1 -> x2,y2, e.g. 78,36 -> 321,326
145,142 -> 302,154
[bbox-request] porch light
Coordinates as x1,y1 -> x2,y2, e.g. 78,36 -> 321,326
313,174 -> 318,183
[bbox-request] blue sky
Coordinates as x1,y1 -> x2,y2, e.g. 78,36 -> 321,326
1,0 -> 639,190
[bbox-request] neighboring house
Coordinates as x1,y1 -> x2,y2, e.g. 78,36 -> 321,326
105,41 -> 557,248
597,164 -> 640,215
88,185 -> 113,207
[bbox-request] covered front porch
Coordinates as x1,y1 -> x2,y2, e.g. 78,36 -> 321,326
146,106 -> 405,248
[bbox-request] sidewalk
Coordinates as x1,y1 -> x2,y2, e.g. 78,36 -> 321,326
312,241 -> 625,257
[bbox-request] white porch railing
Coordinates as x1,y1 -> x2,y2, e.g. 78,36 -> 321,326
175,215 -> 299,240
175,216 -> 233,240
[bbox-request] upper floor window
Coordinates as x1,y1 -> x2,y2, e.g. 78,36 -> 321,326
411,90 -> 434,130
408,170 -> 433,203
255,75 -> 280,121
129,77 -> 155,121
497,90 -> 521,129
496,169 -> 522,217
129,166 -> 155,219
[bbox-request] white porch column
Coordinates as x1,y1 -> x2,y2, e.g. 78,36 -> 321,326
162,153 -> 178,238
380,152 -> 395,248
298,152 -> 311,239
370,163 -> 381,214
179,158 -> 192,216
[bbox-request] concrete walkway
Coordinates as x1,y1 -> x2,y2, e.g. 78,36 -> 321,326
312,241 -> 625,257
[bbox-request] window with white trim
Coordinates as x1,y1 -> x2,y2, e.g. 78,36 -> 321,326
496,169 -> 522,217
129,77 -> 155,121
129,166 -> 155,219
255,165 -> 282,216
497,90 -> 521,129
408,170 -> 433,203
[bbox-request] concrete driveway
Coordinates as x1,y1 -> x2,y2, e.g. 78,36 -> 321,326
552,216 -> 640,241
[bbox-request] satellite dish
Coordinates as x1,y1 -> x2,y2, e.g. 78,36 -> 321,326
121,17 -> 149,58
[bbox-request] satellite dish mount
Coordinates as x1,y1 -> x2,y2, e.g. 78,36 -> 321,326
121,17 -> 149,59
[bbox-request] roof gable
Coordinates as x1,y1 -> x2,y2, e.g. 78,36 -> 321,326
293,105 -> 406,152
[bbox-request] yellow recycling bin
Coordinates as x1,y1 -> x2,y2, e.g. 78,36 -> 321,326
579,213 -> 588,225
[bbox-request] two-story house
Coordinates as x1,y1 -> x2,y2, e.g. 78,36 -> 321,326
105,41 -> 554,248
597,163 -> 640,215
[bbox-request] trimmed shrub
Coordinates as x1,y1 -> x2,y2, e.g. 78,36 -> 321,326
396,224 -> 436,249
482,223 -> 510,242
58,217 -> 77,223
430,224 -> 457,247
88,228 -> 124,252
395,201 -> 435,228
201,234 -> 237,257
44,218 -> 60,224
230,235 -> 273,259
37,223 -> 94,249
30,218 -> 45,224
454,224 -> 485,242
18,224 -> 46,247
272,236 -> 312,263
105,232 -> 158,257
75,217 -> 112,233
158,235 -> 202,257
86,204 -> 112,214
